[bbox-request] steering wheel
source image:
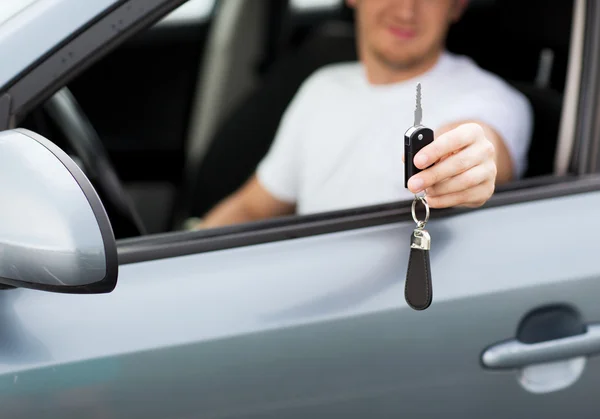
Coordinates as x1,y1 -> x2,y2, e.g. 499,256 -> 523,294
42,87 -> 147,239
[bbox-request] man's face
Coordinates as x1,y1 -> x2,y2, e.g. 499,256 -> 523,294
347,0 -> 466,70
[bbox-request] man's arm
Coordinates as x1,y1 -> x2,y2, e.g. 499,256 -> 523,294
197,175 -> 295,229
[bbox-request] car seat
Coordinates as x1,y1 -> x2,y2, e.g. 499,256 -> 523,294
187,0 -> 572,218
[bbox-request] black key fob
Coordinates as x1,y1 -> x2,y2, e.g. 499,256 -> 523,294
404,126 -> 434,189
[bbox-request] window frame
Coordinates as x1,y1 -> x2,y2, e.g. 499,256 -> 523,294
1,0 -> 599,265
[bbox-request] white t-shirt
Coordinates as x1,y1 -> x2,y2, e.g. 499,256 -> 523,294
256,51 -> 533,215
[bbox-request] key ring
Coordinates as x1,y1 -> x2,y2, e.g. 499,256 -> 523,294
411,195 -> 430,228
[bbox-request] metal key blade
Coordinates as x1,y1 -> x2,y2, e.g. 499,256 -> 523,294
414,83 -> 422,127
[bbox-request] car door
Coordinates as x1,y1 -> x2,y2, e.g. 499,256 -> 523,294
3,180 -> 600,419
2,0 -> 600,419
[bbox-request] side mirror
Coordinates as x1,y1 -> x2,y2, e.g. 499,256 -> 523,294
0,128 -> 118,293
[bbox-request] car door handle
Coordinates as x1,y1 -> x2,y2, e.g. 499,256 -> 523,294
482,323 -> 600,370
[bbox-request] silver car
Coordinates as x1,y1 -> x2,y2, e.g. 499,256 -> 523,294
1,0 -> 600,418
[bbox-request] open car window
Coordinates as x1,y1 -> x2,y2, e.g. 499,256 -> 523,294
177,0 -> 574,226
8,0 -> 594,248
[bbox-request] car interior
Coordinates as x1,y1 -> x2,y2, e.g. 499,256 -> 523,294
18,0 -> 576,240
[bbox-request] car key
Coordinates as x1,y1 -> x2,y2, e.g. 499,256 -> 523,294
404,83 -> 433,311
404,83 -> 434,188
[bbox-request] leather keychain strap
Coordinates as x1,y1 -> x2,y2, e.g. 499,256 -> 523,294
405,234 -> 433,310
405,196 -> 433,311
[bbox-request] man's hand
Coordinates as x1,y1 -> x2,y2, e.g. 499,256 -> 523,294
406,122 -> 504,209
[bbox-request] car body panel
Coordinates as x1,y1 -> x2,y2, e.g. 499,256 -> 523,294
0,190 -> 600,418
0,0 -> 39,25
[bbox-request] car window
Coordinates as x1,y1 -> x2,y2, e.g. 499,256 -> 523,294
0,0 -> 39,25
14,0 -> 577,241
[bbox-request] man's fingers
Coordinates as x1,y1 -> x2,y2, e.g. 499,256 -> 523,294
426,162 -> 495,197
427,181 -> 495,209
412,123 -> 482,169
407,139 -> 491,193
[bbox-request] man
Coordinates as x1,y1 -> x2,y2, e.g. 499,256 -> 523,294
196,0 -> 532,228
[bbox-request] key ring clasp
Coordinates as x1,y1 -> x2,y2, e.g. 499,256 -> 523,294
411,195 -> 430,227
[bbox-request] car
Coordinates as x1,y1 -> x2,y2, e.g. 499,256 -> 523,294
1,0 -> 600,417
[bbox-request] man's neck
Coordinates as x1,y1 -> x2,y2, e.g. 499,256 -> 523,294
363,49 -> 444,85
